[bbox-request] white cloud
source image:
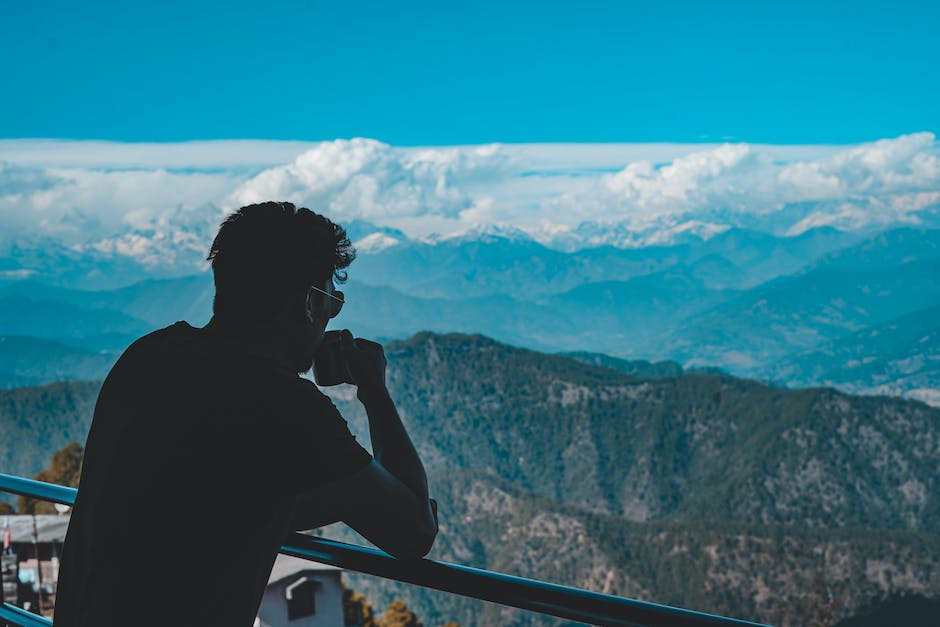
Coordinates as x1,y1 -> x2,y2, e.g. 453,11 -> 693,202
0,134 -> 938,270
544,133 -> 940,240
601,142 -> 759,212
0,162 -> 234,272
779,132 -> 940,196
226,138 -> 515,226
785,191 -> 940,236
0,165 -> 234,241
0,139 -> 316,169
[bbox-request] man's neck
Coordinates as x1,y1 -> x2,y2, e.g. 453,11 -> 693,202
203,316 -> 293,370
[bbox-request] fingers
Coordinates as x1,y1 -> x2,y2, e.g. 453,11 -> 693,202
337,330 -> 383,360
353,338 -> 383,352
339,329 -> 358,356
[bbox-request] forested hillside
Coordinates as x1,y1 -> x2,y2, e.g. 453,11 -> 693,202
372,333 -> 940,532
0,380 -> 99,480
329,333 -> 940,626
3,333 -> 938,625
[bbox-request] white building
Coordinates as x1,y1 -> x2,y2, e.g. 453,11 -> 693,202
1,516 -> 347,625
255,554 -> 346,627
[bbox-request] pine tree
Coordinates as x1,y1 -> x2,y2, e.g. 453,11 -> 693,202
17,442 -> 83,515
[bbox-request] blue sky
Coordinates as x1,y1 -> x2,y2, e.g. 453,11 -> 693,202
3,0 -> 937,144
3,1 -> 939,259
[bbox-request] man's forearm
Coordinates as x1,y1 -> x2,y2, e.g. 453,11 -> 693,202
358,386 -> 430,502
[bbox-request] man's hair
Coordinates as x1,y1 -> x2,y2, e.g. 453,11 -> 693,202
206,201 -> 355,323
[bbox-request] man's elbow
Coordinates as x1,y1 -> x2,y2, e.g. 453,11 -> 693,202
385,521 -> 437,559
412,522 -> 438,558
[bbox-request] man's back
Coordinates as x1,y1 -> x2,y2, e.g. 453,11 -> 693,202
54,322 -> 371,626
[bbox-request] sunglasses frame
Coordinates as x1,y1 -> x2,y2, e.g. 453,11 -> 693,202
309,284 -> 345,318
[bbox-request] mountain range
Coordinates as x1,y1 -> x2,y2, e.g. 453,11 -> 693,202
2,225 -> 938,405
767,306 -> 940,407
303,333 -> 940,626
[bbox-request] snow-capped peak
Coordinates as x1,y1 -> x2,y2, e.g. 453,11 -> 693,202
425,223 -> 536,245
353,232 -> 401,254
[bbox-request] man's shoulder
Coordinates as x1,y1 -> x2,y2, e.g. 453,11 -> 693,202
122,320 -> 196,355
102,321 -> 193,373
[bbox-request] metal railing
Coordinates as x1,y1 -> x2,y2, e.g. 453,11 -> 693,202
0,473 -> 773,627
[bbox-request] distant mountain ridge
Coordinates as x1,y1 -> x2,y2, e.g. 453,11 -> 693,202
350,224 -> 863,299
668,257 -> 940,369
1,225 -> 938,402
767,305 -> 940,406
0,336 -> 115,389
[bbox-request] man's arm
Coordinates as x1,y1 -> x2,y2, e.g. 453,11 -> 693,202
358,380 -> 430,505
291,332 -> 437,558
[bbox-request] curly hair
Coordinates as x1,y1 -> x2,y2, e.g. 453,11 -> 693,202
207,201 -> 355,323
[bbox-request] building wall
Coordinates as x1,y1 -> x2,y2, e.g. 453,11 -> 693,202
256,571 -> 344,627
5,543 -> 60,616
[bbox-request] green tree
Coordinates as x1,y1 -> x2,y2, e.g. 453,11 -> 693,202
342,582 -> 378,627
17,442 -> 83,515
380,598 -> 423,627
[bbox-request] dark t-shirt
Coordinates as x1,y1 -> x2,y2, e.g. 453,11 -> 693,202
54,322 -> 372,626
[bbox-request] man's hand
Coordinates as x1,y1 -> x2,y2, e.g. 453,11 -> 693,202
328,330 -> 436,558
340,330 -> 387,395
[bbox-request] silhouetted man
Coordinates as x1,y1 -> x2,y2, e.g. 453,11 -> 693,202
55,202 -> 437,626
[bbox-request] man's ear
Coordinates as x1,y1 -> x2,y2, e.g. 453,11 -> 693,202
305,291 -> 320,323
288,291 -> 315,324
303,289 -> 330,324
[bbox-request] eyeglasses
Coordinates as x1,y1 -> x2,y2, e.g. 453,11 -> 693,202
309,284 -> 345,318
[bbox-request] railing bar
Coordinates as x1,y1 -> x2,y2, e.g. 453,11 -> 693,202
282,533 -> 770,627
0,603 -> 52,627
0,473 -> 773,627
0,475 -> 75,507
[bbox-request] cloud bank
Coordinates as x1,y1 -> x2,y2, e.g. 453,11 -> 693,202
227,138 -> 513,224
538,132 -> 940,239
1,133 -> 938,268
